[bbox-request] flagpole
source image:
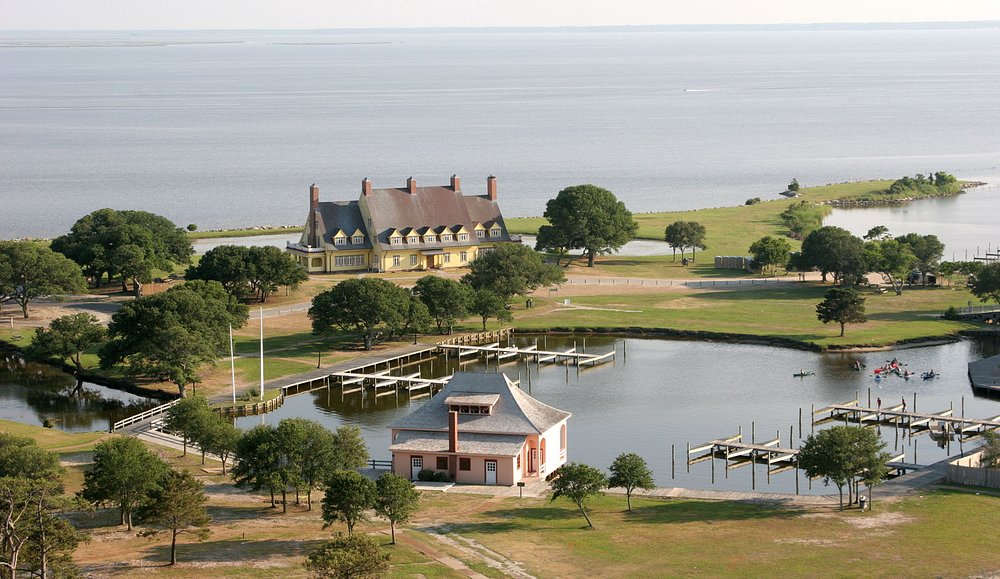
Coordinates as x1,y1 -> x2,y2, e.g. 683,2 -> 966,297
229,324 -> 236,404
259,306 -> 264,401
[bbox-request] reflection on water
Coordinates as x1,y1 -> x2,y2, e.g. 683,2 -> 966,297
0,354 -> 157,432
239,335 -> 1000,494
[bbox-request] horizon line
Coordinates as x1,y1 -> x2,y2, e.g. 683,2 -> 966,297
4,20 -> 1000,34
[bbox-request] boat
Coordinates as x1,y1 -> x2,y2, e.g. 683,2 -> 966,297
921,371 -> 937,380
792,371 -> 815,377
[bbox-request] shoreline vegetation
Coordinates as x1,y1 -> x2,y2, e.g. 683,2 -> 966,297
1,178 -> 996,401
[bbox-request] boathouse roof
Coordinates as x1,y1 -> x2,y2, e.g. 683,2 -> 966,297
390,372 -> 570,435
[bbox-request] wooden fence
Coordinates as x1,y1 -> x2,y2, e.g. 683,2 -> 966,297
216,392 -> 286,418
947,451 -> 1000,489
437,327 -> 513,347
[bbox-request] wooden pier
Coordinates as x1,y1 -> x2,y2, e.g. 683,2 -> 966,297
437,343 -> 616,368
813,399 -> 1000,437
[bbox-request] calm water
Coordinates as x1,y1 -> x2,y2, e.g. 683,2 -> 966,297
237,335 -> 1000,493
0,353 -> 156,432
824,184 -> 1000,259
3,28 -> 1000,238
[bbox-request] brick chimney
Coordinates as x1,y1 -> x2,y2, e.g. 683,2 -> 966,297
450,174 -> 461,191
361,177 -> 372,196
448,410 -> 459,453
309,183 -> 319,210
486,175 -> 497,201
407,176 -> 417,195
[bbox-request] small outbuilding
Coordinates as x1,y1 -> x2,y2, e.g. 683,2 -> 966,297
389,372 -> 571,485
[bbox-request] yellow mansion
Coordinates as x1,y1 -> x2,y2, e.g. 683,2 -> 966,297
286,175 -> 513,273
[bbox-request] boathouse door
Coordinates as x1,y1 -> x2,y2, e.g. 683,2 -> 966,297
485,460 -> 497,485
411,456 -> 423,480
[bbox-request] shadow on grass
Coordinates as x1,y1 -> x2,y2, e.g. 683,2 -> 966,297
139,537 -> 327,566
622,499 -> 807,525
687,285 -> 829,301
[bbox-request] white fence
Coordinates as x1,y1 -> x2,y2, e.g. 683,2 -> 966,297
111,398 -> 181,432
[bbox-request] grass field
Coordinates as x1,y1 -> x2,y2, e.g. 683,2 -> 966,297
186,226 -> 303,240
515,284 -> 981,348
507,179 -> 971,263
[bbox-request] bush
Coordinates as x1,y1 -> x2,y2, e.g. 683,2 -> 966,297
416,469 -> 436,481
432,471 -> 450,482
745,197 -> 761,205
943,305 -> 960,320
186,223 -> 198,232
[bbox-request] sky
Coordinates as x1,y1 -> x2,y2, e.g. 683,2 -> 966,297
2,0 -> 1000,30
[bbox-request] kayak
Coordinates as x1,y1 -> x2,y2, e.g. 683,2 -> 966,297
793,371 -> 815,377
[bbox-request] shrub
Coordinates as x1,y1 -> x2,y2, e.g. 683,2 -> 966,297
943,306 -> 960,320
416,469 -> 436,481
186,223 -> 198,232
745,197 -> 761,205
432,471 -> 450,483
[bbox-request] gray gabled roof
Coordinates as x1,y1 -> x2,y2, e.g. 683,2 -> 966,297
362,185 -> 511,249
300,201 -> 371,251
389,431 -> 526,457
390,372 -> 570,435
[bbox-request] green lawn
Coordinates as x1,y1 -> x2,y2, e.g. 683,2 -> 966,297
440,490 -> 1000,578
517,285 -> 982,348
508,179 -> 970,260
187,226 -> 303,240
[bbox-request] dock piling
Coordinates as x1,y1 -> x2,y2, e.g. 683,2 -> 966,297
686,442 -> 690,473
671,444 -> 675,479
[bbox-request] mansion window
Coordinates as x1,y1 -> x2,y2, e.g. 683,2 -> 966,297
460,251 -> 467,263
443,253 -> 450,264
424,236 -> 436,244
410,254 -> 418,266
408,236 -> 419,244
441,234 -> 453,242
476,230 -> 486,239
334,237 -> 347,246
393,255 -> 401,266
352,235 -> 363,245
390,237 -> 402,245
458,233 -> 470,242
490,228 -> 501,237
335,254 -> 364,267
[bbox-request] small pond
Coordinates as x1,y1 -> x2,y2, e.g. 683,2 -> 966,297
0,353 -> 157,433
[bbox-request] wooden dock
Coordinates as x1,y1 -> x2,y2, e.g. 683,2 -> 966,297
813,399 -> 1000,437
438,343 -> 616,368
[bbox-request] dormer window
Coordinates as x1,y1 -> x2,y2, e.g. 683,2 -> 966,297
390,237 -> 402,245
444,393 -> 499,415
476,230 -> 486,239
352,235 -> 363,245
424,235 -> 436,244
490,228 -> 502,238
408,235 -> 419,244
458,233 -> 470,242
334,236 -> 347,246
448,404 -> 492,415
441,234 -> 453,242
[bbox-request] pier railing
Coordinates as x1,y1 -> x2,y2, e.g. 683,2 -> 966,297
111,398 -> 181,432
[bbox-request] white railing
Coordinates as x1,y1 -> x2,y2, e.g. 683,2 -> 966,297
956,305 -> 1000,315
111,398 -> 181,432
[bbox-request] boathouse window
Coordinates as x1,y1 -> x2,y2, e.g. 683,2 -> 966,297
517,454 -> 521,469
459,458 -> 471,471
448,404 -> 492,415
352,235 -> 363,245
436,457 -> 449,470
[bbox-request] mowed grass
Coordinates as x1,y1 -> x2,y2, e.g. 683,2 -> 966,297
0,419 -> 108,452
516,284 -> 981,348
507,180 -> 974,262
440,490 -> 1000,578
